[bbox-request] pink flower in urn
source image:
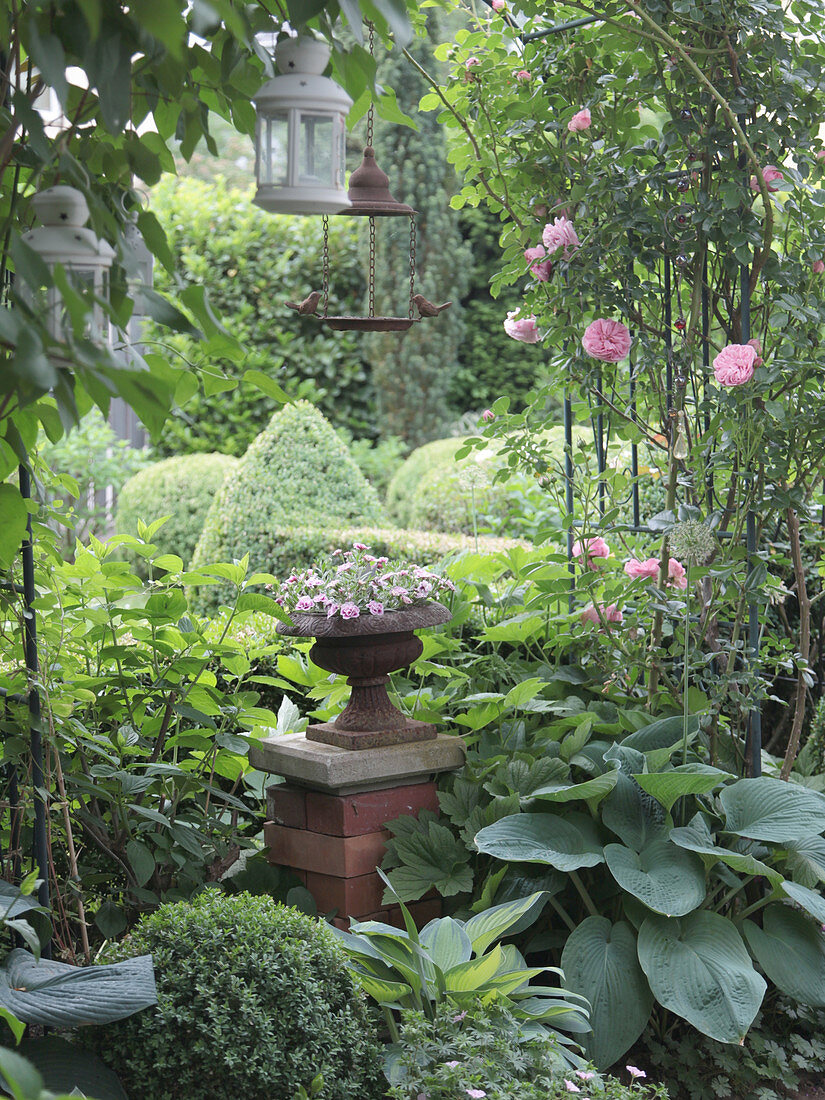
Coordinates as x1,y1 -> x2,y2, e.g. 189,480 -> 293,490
814,260 -> 825,274
504,310 -> 540,343
563,1081 -> 581,1092
568,107 -> 592,132
749,164 -> 783,192
668,557 -> 688,589
481,409 -> 495,422
325,602 -> 340,618
368,600 -> 384,616
542,215 -> 580,258
624,557 -> 660,581
295,595 -> 316,611
626,1066 -> 647,1080
573,536 -> 610,567
713,343 -> 757,386
340,602 -> 360,619
516,69 -> 532,83
582,318 -> 632,362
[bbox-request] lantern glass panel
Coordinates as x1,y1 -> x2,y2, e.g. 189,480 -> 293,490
297,113 -> 334,186
260,112 -> 289,186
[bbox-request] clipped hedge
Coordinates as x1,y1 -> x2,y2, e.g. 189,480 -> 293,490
115,453 -> 238,576
386,438 -> 463,525
263,525 -> 528,579
89,892 -> 385,1100
190,401 -> 383,609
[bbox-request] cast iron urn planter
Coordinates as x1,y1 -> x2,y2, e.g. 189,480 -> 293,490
277,601 -> 451,750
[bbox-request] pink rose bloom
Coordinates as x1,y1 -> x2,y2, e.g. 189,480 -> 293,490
573,536 -> 610,566
542,215 -> 580,258
524,244 -> 546,263
515,70 -> 531,83
668,557 -> 687,589
568,107 -> 592,132
295,595 -> 315,611
582,318 -> 632,362
531,258 -> 553,281
627,1066 -> 647,1080
368,600 -> 384,615
814,260 -> 825,274
749,164 -> 783,192
481,409 -> 495,422
340,602 -> 360,619
817,150 -> 825,160
747,336 -> 763,365
581,603 -> 623,627
504,310 -> 540,343
624,557 -> 660,581
491,0 -> 505,8
713,343 -> 757,386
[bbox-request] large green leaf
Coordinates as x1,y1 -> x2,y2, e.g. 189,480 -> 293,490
637,912 -> 765,1043
622,715 -> 699,753
0,949 -> 156,1027
743,906 -> 825,1007
779,880 -> 825,924
462,892 -> 546,956
474,813 -> 604,872
781,836 -> 825,888
382,820 -> 473,903
633,765 -> 733,813
720,777 -> 825,842
560,917 -> 652,1069
0,485 -> 30,572
601,772 -> 668,852
418,917 -> 472,972
604,840 -> 706,917
670,813 -> 783,884
444,946 -> 505,993
531,770 -> 619,806
19,1037 -> 128,1099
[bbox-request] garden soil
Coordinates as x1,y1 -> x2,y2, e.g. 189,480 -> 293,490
793,1083 -> 825,1099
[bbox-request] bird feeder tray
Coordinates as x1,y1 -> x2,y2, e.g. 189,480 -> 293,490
319,316 -> 415,331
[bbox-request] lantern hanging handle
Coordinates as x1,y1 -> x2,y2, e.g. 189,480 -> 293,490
321,215 -> 330,318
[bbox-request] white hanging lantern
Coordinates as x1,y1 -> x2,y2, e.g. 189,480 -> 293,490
253,37 -> 352,216
22,185 -> 115,348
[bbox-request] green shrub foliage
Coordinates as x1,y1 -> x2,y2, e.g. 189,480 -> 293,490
190,401 -> 383,608
89,892 -> 385,1100
115,453 -> 238,575
147,176 -> 374,456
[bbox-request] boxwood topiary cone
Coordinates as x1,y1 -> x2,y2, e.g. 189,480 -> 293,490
190,401 -> 383,612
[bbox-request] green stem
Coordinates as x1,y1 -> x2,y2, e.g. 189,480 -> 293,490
547,894 -> 578,933
682,562 -> 691,767
738,893 -> 773,921
382,1006 -> 400,1044
569,870 -> 599,918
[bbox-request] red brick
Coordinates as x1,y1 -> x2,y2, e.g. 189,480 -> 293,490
332,909 -> 388,930
306,870 -> 385,917
266,784 -> 307,829
305,782 -> 439,837
387,897 -> 442,929
264,823 -> 388,877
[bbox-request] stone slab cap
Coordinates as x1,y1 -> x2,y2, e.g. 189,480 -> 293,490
249,732 -> 465,794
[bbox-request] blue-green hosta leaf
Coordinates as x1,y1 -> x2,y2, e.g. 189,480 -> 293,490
484,755 -> 569,804
0,949 -> 156,1026
19,1036 -> 128,1099
463,892 -> 546,956
622,715 -> 700,753
561,916 -> 652,1069
418,917 -> 472,972
670,814 -> 782,885
604,840 -> 706,917
633,765 -> 733,813
474,812 -> 604,872
532,769 -> 619,806
637,912 -> 765,1043
601,772 -> 668,852
781,836 -> 825,888
743,906 -> 825,1007
720,777 -> 825,842
780,880 -> 825,925
382,820 -> 473,903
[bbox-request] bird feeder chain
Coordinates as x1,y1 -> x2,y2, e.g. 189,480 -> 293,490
368,216 -> 376,317
408,215 -> 416,319
366,22 -> 375,149
321,215 -> 330,318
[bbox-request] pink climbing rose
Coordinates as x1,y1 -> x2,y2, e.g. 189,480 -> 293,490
491,0 -> 505,8
624,557 -> 660,581
713,343 -> 757,386
516,70 -> 531,82
582,318 -> 632,362
504,310 -> 540,343
542,215 -> 580,258
581,603 -> 623,626
573,536 -> 610,566
814,260 -> 825,274
749,164 -> 783,192
568,107 -> 592,132
668,557 -> 688,589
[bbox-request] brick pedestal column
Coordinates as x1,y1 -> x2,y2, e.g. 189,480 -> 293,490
250,733 -> 465,928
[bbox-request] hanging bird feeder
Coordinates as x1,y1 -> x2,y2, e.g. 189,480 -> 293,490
253,36 -> 353,216
284,25 -> 451,333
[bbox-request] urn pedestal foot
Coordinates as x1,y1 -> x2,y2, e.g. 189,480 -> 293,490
307,716 -> 437,750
